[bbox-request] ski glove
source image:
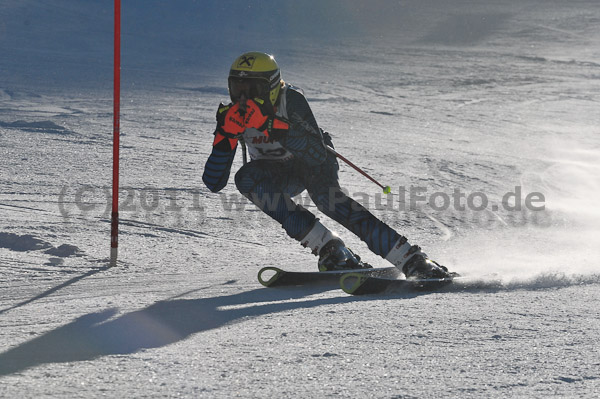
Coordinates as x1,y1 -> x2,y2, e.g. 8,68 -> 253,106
213,102 -> 245,150
213,99 -> 290,150
244,98 -> 290,141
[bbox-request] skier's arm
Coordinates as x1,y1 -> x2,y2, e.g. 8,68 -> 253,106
202,141 -> 236,193
281,88 -> 327,166
202,103 -> 243,193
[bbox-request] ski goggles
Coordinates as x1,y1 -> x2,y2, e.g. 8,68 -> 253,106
228,77 -> 270,103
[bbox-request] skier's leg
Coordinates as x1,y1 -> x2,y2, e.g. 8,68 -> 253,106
310,185 -> 453,277
235,160 -> 368,271
234,160 -> 314,240
305,157 -> 453,278
301,151 -> 399,257
309,184 -> 401,258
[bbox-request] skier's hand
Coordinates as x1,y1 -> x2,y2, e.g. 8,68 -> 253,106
216,102 -> 246,136
244,98 -> 290,140
213,102 -> 245,149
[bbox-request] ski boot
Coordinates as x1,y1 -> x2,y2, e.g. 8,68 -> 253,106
386,237 -> 456,279
317,239 -> 372,271
299,219 -> 371,272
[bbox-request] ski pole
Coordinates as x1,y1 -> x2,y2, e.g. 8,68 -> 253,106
240,138 -> 248,165
237,96 -> 248,165
326,145 -> 391,194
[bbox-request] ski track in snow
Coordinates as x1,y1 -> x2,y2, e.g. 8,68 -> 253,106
1,1 -> 600,398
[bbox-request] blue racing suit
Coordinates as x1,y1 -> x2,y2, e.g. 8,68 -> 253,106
202,84 -> 401,257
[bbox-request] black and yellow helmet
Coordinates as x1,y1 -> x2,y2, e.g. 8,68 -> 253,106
228,52 -> 282,106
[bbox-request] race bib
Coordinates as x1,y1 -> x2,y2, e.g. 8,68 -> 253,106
243,128 -> 294,161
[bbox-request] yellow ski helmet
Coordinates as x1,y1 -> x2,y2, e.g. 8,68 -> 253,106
228,52 -> 282,106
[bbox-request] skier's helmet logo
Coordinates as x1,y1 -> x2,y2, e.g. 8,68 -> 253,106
236,55 -> 256,69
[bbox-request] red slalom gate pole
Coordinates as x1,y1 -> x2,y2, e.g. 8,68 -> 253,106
110,0 -> 121,267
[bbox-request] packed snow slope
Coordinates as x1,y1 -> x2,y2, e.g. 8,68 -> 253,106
1,1 -> 599,398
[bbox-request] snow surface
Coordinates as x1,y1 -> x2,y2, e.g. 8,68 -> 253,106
1,0 -> 600,397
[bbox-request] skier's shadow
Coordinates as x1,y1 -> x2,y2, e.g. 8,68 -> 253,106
0,282 -> 406,376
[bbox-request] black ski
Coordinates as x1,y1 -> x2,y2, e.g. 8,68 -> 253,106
258,266 -> 400,288
340,272 -> 456,295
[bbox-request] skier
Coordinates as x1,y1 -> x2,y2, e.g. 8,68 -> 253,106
202,51 -> 454,279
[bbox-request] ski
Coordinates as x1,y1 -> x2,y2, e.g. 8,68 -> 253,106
340,273 -> 456,295
258,266 -> 400,288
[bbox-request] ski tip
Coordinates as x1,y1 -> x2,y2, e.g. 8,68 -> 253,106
339,272 -> 369,295
257,267 -> 285,287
